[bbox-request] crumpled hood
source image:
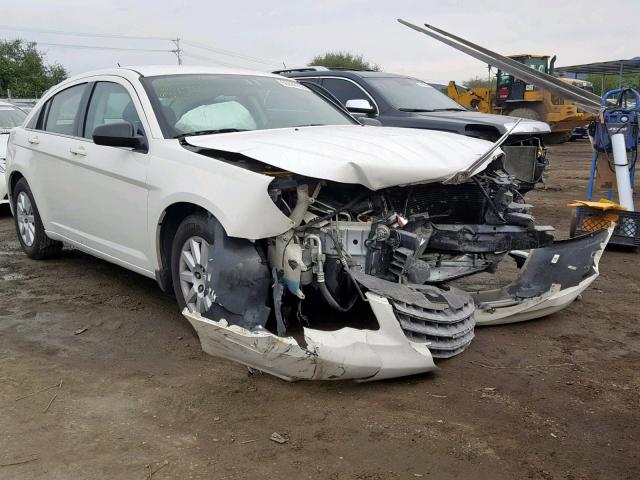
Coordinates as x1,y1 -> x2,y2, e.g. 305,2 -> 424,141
185,125 -> 501,190
412,110 -> 551,135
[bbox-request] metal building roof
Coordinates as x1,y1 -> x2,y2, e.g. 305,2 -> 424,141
555,58 -> 640,76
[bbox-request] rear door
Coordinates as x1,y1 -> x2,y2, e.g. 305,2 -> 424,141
19,83 -> 89,241
69,79 -> 152,272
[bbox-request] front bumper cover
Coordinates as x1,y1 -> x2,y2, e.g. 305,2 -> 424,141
471,226 -> 612,326
184,292 -> 437,382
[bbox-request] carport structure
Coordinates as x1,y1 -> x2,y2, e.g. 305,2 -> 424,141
555,58 -> 640,91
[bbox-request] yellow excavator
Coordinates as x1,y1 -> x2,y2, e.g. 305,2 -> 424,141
447,54 -> 594,143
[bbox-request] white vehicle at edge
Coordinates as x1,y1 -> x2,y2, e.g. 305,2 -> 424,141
5,66 -> 610,381
0,101 -> 27,207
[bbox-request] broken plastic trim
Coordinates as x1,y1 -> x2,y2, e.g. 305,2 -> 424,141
184,292 -> 437,382
470,226 -> 613,325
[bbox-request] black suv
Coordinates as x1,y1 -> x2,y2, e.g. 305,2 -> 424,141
277,67 -> 550,189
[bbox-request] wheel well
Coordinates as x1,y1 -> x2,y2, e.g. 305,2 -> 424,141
8,171 -> 25,201
156,202 -> 207,294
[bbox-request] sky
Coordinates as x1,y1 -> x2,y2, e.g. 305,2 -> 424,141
2,0 -> 639,84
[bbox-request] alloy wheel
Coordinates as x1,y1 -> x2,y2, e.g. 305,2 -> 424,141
16,192 -> 36,247
179,236 -> 215,314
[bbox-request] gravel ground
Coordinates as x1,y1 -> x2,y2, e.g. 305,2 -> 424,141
0,140 -> 638,479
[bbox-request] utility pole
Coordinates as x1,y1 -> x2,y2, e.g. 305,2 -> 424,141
172,38 -> 183,65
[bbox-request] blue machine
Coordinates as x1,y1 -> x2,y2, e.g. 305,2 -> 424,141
587,88 -> 639,200
576,88 -> 640,248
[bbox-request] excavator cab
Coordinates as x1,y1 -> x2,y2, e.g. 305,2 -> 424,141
495,55 -> 551,107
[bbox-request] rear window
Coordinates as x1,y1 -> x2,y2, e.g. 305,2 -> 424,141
44,84 -> 86,136
0,106 -> 27,129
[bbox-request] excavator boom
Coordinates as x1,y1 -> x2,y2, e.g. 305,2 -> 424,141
398,19 -> 602,115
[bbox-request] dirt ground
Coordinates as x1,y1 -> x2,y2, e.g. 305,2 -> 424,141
0,140 -> 638,480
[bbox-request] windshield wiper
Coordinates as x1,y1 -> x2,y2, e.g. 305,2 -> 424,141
175,128 -> 250,139
431,108 -> 467,112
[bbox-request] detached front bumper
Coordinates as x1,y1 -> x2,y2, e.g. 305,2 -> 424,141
184,292 -> 437,382
470,226 -> 612,326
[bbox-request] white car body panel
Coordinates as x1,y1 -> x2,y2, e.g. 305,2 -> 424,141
1,100 -> 26,206
145,141 -> 294,248
184,292 -> 437,381
0,134 -> 8,205
44,75 -> 152,270
186,125 -> 502,190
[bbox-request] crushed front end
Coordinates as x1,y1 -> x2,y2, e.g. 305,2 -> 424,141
181,146 -> 614,381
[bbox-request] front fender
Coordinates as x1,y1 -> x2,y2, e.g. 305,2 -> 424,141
146,146 -> 293,270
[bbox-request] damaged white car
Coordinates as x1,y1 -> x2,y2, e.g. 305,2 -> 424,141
5,66 -> 610,381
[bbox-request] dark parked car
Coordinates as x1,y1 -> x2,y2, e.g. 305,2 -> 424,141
277,67 -> 551,190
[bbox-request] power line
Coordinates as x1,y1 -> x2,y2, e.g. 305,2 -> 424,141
181,39 -> 281,67
0,24 -> 173,41
182,52 -> 252,70
0,25 -> 284,67
26,40 -> 173,53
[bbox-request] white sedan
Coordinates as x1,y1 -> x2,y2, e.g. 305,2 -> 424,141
5,66 -> 609,381
0,101 -> 27,208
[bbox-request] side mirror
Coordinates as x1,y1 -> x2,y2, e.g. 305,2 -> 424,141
345,99 -> 375,114
93,122 -> 146,151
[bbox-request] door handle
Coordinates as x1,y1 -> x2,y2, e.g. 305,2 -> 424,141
70,146 -> 87,156
27,136 -> 39,145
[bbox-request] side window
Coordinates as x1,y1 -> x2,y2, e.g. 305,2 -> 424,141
84,82 -> 145,139
43,84 -> 86,136
321,79 -> 370,107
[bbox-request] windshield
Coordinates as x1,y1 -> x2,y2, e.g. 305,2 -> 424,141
367,77 -> 466,112
525,58 -> 548,73
142,74 -> 356,138
0,106 -> 27,129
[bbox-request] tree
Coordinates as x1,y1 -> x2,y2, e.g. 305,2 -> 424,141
0,39 -> 69,98
586,73 -> 640,96
308,52 -> 381,71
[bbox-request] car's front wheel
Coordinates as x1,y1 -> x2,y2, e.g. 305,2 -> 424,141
12,178 -> 63,259
171,212 -> 217,314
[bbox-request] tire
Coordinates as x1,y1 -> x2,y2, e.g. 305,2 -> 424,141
12,178 -> 63,259
506,107 -> 541,121
170,211 -> 217,314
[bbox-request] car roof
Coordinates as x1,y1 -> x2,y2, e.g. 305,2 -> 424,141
61,65 -> 283,85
